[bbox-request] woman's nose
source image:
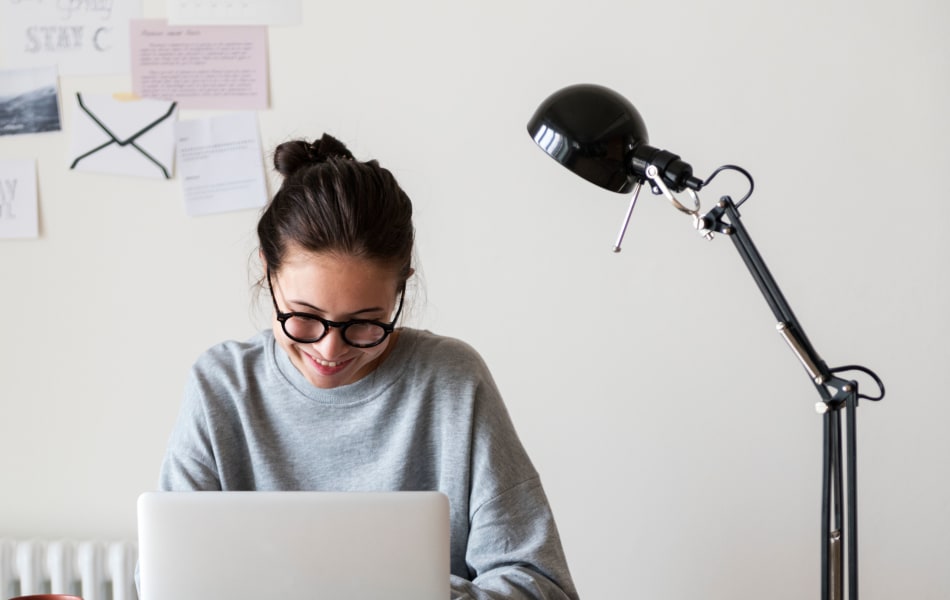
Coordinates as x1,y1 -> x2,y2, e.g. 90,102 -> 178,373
314,325 -> 348,358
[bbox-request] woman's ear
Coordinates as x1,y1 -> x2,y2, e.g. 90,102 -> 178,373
260,250 -> 274,283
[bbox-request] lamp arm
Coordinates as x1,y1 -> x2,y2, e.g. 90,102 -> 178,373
698,195 -> 837,395
696,194 -> 880,600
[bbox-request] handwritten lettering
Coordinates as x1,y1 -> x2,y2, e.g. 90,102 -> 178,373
139,41 -> 254,66
140,69 -> 258,99
0,179 -> 18,220
92,26 -> 110,51
56,0 -> 114,21
25,25 -> 85,52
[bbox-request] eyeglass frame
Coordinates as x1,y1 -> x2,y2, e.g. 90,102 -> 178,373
266,270 -> 406,348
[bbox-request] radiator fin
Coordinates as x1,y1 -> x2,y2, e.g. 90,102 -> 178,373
0,540 -> 137,600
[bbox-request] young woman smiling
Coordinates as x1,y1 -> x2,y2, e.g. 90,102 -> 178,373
157,134 -> 579,600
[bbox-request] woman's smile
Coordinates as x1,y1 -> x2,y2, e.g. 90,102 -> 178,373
304,351 -> 353,375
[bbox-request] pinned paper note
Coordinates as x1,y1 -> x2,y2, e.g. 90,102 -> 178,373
176,112 -> 268,217
1,0 -> 144,75
0,159 -> 39,239
68,92 -> 178,179
129,19 -> 269,110
166,0 -> 301,25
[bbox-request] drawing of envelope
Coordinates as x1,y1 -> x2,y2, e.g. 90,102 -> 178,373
68,92 -> 178,179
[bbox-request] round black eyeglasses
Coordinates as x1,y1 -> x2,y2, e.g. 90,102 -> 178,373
267,273 -> 405,348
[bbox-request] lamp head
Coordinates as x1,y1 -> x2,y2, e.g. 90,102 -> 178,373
527,84 -> 703,194
526,84 -> 648,194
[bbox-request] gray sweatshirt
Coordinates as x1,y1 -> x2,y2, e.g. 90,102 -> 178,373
159,328 -> 579,600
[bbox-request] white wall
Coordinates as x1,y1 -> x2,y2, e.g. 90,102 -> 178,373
1,1 -> 948,598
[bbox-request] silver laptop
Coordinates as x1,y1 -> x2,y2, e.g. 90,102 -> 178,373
137,491 -> 450,600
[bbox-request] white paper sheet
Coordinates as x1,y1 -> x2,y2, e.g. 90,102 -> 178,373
68,93 -> 178,179
1,0 -> 144,76
0,159 -> 39,239
166,0 -> 301,25
176,112 -> 268,217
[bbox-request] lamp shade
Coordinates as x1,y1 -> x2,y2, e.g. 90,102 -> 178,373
526,83 -> 648,194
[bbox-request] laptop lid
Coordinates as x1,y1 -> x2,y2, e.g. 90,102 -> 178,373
137,491 -> 450,600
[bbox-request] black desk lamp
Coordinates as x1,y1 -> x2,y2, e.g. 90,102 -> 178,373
527,83 -> 885,600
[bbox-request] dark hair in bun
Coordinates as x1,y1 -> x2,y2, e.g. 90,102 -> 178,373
258,134 -> 414,287
272,134 -> 355,177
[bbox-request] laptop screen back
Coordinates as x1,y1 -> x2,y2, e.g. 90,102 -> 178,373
137,491 -> 449,600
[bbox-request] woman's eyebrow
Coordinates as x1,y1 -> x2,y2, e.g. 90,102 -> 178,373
287,299 -> 385,317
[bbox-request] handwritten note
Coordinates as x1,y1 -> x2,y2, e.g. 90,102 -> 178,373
1,0 -> 144,75
0,159 -> 39,239
167,0 -> 301,25
129,19 -> 269,110
176,112 -> 268,217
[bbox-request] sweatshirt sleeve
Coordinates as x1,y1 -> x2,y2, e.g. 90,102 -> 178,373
158,361 -> 224,491
450,478 -> 579,600
444,343 -> 579,600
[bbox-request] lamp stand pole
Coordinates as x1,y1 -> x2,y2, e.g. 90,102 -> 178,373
698,195 -> 881,600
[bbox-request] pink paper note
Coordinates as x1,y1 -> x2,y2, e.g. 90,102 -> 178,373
129,19 -> 269,110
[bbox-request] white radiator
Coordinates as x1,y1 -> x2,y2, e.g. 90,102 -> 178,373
0,540 -> 137,600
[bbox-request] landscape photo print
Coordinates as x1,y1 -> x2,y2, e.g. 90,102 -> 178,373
0,66 -> 62,137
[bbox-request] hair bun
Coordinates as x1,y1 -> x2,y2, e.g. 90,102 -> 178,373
308,134 -> 354,162
274,133 -> 355,177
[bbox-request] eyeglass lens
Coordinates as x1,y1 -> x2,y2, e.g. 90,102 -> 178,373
283,316 -> 387,346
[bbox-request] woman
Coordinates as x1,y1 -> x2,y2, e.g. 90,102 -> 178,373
158,134 -> 579,599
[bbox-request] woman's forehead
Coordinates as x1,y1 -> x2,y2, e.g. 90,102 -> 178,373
277,250 -> 400,297
281,249 -> 386,275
